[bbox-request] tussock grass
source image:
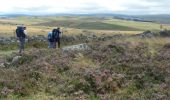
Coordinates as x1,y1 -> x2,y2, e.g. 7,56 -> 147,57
0,36 -> 170,99
0,16 -> 170,99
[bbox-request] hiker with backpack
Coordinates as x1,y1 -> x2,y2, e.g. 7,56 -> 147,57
48,31 -> 54,48
16,25 -> 27,53
48,27 -> 61,48
53,28 -> 62,48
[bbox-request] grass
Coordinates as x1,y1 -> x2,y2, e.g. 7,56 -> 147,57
0,16 -> 170,99
76,22 -> 141,31
1,16 -> 170,37
0,36 -> 169,99
35,20 -> 141,31
0,36 -> 170,99
105,18 -> 162,31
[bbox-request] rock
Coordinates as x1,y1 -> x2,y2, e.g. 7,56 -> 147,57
73,90 -> 84,96
140,30 -> 154,38
62,43 -> 90,52
12,56 -> 22,64
0,63 -> 5,68
165,76 -> 170,83
0,34 -> 123,45
112,73 -> 125,79
163,43 -> 170,49
0,58 -> 5,68
1,87 -> 13,97
98,34 -> 123,41
0,37 -> 18,44
153,93 -> 168,100
160,30 -> 170,37
28,35 -> 47,42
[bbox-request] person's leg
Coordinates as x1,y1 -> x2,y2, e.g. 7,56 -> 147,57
19,37 -> 22,53
22,38 -> 25,51
53,41 -> 56,48
48,41 -> 51,48
58,38 -> 60,48
49,42 -> 53,48
19,37 -> 25,53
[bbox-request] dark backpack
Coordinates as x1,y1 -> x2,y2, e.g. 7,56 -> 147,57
48,32 -> 54,42
52,29 -> 60,41
16,26 -> 25,38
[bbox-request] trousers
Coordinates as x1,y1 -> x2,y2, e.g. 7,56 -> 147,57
18,37 -> 25,53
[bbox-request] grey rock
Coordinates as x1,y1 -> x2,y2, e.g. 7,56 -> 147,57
1,87 -> 13,97
12,56 -> 22,64
140,30 -> 154,38
0,63 -> 5,68
160,30 -> 170,37
153,93 -> 168,100
62,43 -> 90,52
164,43 -> 170,49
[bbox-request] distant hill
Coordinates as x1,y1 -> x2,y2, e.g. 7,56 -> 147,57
89,14 -> 170,24
1,13 -> 170,24
35,20 -> 141,31
135,14 -> 170,24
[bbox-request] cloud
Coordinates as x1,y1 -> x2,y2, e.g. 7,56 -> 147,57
0,0 -> 169,15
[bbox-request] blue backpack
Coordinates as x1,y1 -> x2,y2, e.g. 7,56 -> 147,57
48,29 -> 60,42
16,26 -> 25,38
52,29 -> 60,40
48,32 -> 54,42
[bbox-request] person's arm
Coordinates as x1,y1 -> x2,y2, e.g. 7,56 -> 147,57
24,30 -> 27,35
59,30 -> 62,37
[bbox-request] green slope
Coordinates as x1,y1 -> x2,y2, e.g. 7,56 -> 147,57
35,20 -> 141,31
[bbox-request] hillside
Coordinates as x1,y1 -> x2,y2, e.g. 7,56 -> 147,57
0,35 -> 170,99
0,16 -> 170,99
35,20 -> 141,31
136,14 -> 170,24
1,16 -> 170,37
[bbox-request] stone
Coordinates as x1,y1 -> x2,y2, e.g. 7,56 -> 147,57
163,43 -> 170,49
140,30 -> 154,38
0,63 -> 5,68
62,43 -> 90,52
1,87 -> 13,97
160,30 -> 170,37
12,56 -> 22,64
153,93 -> 168,100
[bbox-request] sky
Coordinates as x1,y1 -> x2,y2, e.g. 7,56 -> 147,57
0,0 -> 169,15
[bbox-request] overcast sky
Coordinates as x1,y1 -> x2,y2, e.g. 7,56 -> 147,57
0,0 -> 169,15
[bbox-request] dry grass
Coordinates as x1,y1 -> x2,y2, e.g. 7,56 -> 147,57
1,37 -> 170,99
105,19 -> 170,31
1,16 -> 170,37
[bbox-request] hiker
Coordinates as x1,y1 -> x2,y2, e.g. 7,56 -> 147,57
16,25 -> 27,53
48,28 -> 62,48
53,28 -> 61,48
48,31 -> 54,48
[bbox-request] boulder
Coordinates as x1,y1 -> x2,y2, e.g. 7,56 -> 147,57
160,30 -> 170,37
12,56 -> 22,64
140,30 -> 154,38
62,43 -> 90,53
0,63 -> 5,68
28,35 -> 47,42
163,43 -> 170,49
1,87 -> 13,97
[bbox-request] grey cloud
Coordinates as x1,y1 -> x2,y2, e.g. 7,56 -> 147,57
2,0 -> 170,15
120,0 -> 170,14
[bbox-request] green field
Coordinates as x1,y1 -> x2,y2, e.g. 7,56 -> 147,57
0,16 -> 170,99
0,16 -> 170,37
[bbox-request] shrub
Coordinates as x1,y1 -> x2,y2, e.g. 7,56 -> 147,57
160,30 -> 170,37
